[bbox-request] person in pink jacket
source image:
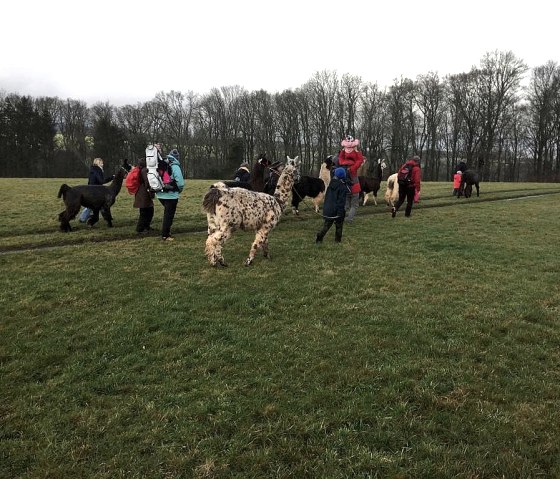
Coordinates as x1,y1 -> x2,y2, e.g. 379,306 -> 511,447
338,135 -> 365,222
452,170 -> 462,196
392,156 -> 422,218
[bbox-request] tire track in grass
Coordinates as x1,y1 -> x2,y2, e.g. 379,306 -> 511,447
2,190 -> 560,255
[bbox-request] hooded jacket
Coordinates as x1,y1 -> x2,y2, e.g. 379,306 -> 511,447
155,154 -> 185,200
322,177 -> 349,219
399,159 -> 422,192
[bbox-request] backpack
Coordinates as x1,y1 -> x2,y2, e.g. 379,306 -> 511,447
146,145 -> 165,192
397,163 -> 414,185
125,166 -> 141,195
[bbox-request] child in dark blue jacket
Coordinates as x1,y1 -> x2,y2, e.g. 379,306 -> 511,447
316,167 -> 349,243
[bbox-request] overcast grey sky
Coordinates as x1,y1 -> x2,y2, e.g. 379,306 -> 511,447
2,0 -> 558,106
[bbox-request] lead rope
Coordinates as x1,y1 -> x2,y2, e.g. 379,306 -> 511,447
291,176 -> 352,220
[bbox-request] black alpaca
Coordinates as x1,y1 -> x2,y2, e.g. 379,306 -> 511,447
458,169 -> 480,198
57,161 -> 130,232
291,175 -> 325,215
358,159 -> 386,206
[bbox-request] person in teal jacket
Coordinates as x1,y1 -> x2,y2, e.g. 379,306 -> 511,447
155,149 -> 185,241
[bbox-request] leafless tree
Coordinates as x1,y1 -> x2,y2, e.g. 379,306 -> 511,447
415,72 -> 446,180
526,61 -> 560,180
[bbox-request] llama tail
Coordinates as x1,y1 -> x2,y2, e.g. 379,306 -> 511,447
202,187 -> 225,214
57,184 -> 71,199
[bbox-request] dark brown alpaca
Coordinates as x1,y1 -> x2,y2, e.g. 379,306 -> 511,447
57,161 -> 130,232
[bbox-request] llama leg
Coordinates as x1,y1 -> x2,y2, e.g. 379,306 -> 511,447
362,193 -> 368,206
205,230 -> 231,267
59,211 -> 72,232
87,209 -> 100,227
291,199 -> 299,215
313,192 -> 324,213
245,227 -> 271,266
373,193 -> 378,206
206,214 -> 217,235
101,207 -> 113,227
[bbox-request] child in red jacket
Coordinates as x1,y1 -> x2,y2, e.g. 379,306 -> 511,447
453,171 -> 462,196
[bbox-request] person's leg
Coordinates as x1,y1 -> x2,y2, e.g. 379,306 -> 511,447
346,193 -> 359,222
146,205 -> 154,230
404,188 -> 415,216
392,186 -> 407,217
160,199 -> 178,238
316,220 -> 334,242
137,207 -> 151,233
334,218 -> 344,242
79,207 -> 91,223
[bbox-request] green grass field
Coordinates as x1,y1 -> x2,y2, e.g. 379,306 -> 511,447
1,178 -> 560,478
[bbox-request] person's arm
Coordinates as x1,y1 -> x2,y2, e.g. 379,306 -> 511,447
413,167 -> 421,192
348,151 -> 364,176
172,164 -> 185,192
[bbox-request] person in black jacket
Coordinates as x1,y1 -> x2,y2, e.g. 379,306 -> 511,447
79,158 -> 114,223
316,167 -> 349,243
233,162 -> 251,183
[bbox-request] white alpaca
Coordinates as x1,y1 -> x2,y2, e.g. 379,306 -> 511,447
384,173 -> 400,207
203,156 -> 300,267
312,156 -> 334,213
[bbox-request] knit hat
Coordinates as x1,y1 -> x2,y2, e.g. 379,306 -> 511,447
334,167 -> 346,179
168,149 -> 180,161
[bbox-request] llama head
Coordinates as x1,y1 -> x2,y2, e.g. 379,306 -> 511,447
257,153 -> 270,166
122,159 -> 133,173
286,155 -> 299,167
285,156 -> 301,181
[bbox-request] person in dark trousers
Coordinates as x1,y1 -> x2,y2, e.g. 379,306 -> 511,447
155,149 -> 185,241
133,158 -> 154,234
392,156 -> 422,218
79,157 -> 114,223
316,167 -> 349,243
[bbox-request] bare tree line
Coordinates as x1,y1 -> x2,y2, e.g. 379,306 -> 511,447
1,50 -> 559,181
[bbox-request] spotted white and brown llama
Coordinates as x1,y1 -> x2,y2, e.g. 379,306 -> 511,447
203,156 -> 300,267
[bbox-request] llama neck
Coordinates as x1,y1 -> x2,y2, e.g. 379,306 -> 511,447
319,164 -> 330,183
273,167 -> 295,208
111,171 -> 125,195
